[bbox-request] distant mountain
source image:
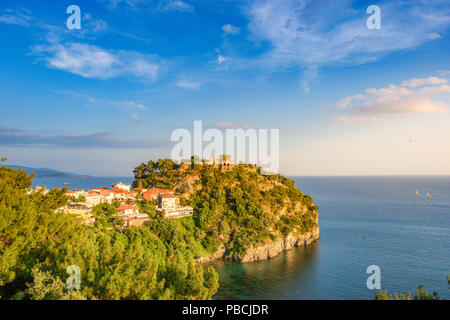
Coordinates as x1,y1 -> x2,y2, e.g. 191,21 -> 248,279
4,165 -> 93,178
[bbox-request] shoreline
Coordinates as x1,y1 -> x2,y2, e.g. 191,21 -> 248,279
197,228 -> 320,264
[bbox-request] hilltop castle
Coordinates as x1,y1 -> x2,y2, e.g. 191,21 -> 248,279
206,154 -> 235,171
180,154 -> 235,172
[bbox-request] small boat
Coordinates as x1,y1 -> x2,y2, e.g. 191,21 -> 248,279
63,182 -> 69,186
426,193 -> 431,199
416,190 -> 420,196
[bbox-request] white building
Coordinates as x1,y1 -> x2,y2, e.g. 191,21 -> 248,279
112,182 -> 131,191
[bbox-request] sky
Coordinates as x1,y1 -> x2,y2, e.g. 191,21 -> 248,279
0,0 -> 449,176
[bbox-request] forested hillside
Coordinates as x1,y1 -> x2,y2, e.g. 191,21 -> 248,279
0,163 -> 218,300
134,159 -> 319,261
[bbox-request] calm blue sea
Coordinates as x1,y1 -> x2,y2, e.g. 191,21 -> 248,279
33,176 -> 450,300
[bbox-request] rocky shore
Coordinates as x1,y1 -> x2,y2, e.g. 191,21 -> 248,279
197,227 -> 320,264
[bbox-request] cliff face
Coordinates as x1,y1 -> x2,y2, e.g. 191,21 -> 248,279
197,227 -> 320,264
239,227 -> 320,263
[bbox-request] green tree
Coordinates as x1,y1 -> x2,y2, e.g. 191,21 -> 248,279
0,166 -> 218,300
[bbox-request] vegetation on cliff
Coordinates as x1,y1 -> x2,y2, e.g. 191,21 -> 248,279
133,159 -> 319,260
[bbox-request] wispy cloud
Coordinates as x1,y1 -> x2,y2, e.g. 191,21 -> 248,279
222,24 -> 240,35
401,77 -> 448,88
33,41 -> 160,81
1,8 -> 162,82
0,127 -> 170,149
100,0 -> 193,12
0,9 -> 32,27
217,54 -> 226,64
100,0 -> 145,10
56,90 -> 149,123
157,0 -> 193,12
243,0 -> 450,90
418,84 -> 450,95
246,0 -> 449,67
0,8 -> 108,37
301,66 -> 318,93
336,76 -> 449,122
82,13 -> 108,34
175,79 -> 200,89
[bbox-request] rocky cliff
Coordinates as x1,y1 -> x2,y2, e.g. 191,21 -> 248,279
239,227 -> 320,263
197,227 -> 320,264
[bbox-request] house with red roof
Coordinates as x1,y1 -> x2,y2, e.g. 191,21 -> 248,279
142,188 -> 173,202
116,205 -> 139,216
160,193 -> 178,210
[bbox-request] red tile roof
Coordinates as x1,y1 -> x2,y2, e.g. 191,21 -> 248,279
161,193 -> 176,198
111,189 -> 136,194
117,205 -> 138,211
142,188 -> 173,200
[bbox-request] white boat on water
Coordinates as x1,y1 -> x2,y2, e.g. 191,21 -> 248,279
426,192 -> 431,198
416,190 -> 420,196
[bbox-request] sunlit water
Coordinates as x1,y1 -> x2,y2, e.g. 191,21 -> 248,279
33,176 -> 450,300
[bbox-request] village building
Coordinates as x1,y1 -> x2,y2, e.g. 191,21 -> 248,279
207,156 -> 220,168
111,188 -> 137,202
156,192 -> 193,219
157,205 -> 194,219
63,181 -> 193,226
203,155 -> 235,171
220,154 -> 235,171
142,188 -> 173,202
84,193 -> 103,206
112,182 -> 131,191
116,205 -> 139,216
159,193 -> 178,210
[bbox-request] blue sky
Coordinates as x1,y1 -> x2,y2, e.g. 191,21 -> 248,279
0,0 -> 449,176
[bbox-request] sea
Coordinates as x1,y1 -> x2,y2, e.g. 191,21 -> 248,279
33,175 -> 450,300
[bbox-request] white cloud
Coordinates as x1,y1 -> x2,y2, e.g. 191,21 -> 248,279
301,66 -> 318,93
401,77 -> 448,88
336,76 -> 449,122
103,0 -> 193,12
418,84 -> 450,95
0,13 -> 30,26
218,54 -> 226,64
0,9 -> 33,27
345,96 -> 446,117
246,0 -> 450,67
222,24 -> 240,35
242,0 -> 450,90
159,0 -> 193,12
336,94 -> 366,109
33,42 -> 160,81
83,13 -> 108,33
175,80 -> 200,89
101,0 -> 145,10
56,90 -> 148,112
